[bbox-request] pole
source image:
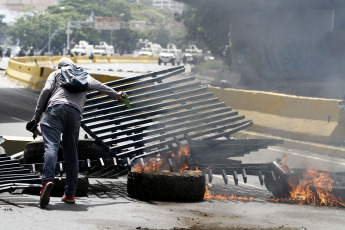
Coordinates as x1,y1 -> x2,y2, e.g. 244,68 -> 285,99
48,22 -> 51,53
67,21 -> 70,52
111,29 -> 113,46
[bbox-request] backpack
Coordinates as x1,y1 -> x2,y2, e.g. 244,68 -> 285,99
58,66 -> 90,93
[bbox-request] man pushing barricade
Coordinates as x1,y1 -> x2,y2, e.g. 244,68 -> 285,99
29,57 -> 126,208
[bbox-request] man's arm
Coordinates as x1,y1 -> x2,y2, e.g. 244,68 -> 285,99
32,72 -> 57,122
88,76 -> 125,102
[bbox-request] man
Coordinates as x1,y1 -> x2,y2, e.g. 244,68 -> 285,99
32,57 -> 124,208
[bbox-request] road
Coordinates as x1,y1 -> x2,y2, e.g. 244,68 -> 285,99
0,59 -> 345,230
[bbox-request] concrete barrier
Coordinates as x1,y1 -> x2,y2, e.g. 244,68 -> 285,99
34,56 -> 53,66
75,56 -> 92,64
6,59 -> 42,88
108,56 -> 158,63
93,56 -> 109,63
51,55 -> 74,66
207,86 -> 345,145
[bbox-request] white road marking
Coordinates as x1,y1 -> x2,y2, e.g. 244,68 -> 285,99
10,117 -> 27,122
268,147 -> 345,166
0,80 -> 38,97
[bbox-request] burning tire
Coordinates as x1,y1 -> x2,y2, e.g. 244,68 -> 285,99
23,139 -> 110,164
264,159 -> 299,198
127,171 -> 206,202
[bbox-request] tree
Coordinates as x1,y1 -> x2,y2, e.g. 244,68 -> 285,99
0,14 -> 8,45
175,5 -> 231,65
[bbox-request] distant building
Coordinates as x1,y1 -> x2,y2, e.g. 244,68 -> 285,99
0,0 -> 58,11
139,0 -> 184,13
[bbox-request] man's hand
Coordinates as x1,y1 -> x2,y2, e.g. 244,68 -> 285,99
117,91 -> 125,102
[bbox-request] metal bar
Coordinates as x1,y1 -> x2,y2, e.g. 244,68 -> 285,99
115,120 -> 253,159
110,116 -> 247,153
0,177 -> 42,185
97,104 -> 230,138
242,168 -> 247,183
87,67 -> 185,98
104,111 -> 242,146
85,77 -> 197,108
221,170 -> 228,184
208,169 -> 213,183
83,87 -> 208,118
233,171 -> 238,185
0,183 -> 42,193
82,92 -> 214,124
88,98 -> 222,132
258,171 -> 264,186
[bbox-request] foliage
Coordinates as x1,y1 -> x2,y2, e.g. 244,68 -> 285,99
192,59 -> 227,74
175,5 -> 231,66
0,14 -> 8,46
6,0 -> 183,53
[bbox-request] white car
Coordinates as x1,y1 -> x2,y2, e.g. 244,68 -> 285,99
158,48 -> 182,65
137,48 -> 154,57
71,45 -> 93,57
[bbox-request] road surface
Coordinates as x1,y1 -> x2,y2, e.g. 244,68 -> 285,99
0,60 -> 344,230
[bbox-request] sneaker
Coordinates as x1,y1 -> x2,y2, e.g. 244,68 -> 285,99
40,181 -> 54,208
61,194 -> 75,204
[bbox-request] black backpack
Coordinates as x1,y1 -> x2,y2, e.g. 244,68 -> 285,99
58,66 -> 90,93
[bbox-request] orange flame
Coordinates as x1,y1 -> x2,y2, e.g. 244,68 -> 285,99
204,185 -> 254,202
133,145 -> 192,173
271,169 -> 345,207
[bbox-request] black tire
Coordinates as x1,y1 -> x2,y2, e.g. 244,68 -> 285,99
127,171 -> 206,202
264,160 -> 299,198
51,176 -> 89,197
24,139 -> 110,164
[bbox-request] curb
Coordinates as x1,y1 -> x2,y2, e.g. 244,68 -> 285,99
233,130 -> 345,159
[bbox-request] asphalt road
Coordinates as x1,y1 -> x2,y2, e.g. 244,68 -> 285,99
0,60 -> 345,230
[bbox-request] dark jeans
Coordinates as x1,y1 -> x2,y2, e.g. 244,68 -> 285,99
40,104 -> 80,196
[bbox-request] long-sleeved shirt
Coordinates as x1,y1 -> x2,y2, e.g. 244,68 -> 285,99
33,69 -> 119,121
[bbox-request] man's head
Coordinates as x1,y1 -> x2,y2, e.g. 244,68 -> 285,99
58,57 -> 75,69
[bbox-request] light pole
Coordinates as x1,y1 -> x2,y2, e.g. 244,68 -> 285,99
48,22 -> 51,53
66,20 -> 71,52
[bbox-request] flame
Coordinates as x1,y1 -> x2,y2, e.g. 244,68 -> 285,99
204,185 -> 254,202
133,145 -> 192,173
281,154 -> 288,167
270,169 -> 345,207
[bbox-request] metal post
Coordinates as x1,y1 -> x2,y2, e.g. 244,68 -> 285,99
67,21 -> 71,51
48,22 -> 51,53
110,29 -> 113,46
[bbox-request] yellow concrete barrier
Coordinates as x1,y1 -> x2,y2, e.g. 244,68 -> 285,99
108,56 -> 158,63
89,73 -> 122,83
51,55 -> 74,65
75,56 -> 92,64
208,87 -> 345,145
23,57 -> 38,66
34,56 -> 53,66
93,56 -> 109,63
6,59 -> 42,88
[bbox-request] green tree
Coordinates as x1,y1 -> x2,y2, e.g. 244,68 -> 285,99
0,14 -> 8,45
175,5 -> 231,65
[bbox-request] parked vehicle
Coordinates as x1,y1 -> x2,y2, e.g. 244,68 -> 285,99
158,44 -> 182,66
134,39 -> 161,57
71,41 -> 93,57
137,47 -> 155,57
92,41 -> 114,56
182,45 -> 203,64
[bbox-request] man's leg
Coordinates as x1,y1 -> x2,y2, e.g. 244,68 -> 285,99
39,106 -> 64,207
61,105 -> 80,200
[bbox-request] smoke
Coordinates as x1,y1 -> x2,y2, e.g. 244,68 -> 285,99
0,6 -> 23,23
181,0 -> 345,99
